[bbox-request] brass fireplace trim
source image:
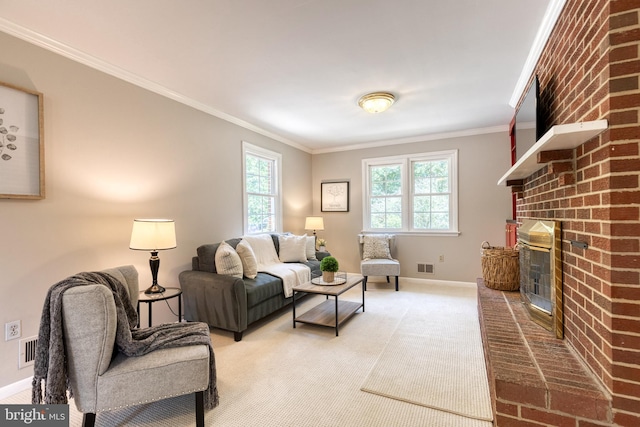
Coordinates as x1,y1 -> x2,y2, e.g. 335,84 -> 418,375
518,220 -> 563,339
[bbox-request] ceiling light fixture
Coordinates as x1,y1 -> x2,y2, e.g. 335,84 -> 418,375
358,92 -> 395,114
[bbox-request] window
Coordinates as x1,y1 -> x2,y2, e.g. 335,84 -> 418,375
363,150 -> 458,235
243,142 -> 282,234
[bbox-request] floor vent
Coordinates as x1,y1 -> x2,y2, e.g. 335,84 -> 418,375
19,336 -> 38,369
417,263 -> 435,274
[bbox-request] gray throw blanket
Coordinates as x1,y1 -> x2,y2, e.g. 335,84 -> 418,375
32,271 -> 219,410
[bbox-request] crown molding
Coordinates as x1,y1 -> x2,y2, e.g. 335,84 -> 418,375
0,18 -> 311,154
312,125 -> 509,155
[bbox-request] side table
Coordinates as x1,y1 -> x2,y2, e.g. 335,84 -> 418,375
137,287 -> 182,327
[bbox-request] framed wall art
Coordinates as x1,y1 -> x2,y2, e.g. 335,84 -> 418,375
321,181 -> 349,212
0,82 -> 45,199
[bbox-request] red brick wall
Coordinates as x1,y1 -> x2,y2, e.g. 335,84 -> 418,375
515,1 -> 639,425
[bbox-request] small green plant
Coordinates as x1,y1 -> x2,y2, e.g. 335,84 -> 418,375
320,256 -> 339,272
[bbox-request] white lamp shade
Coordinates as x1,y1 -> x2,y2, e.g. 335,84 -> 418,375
129,219 -> 177,251
305,216 -> 324,231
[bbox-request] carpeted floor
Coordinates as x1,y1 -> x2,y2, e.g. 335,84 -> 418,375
1,278 -> 493,427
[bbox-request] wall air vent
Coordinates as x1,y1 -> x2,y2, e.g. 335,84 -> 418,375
417,263 -> 434,274
19,336 -> 38,369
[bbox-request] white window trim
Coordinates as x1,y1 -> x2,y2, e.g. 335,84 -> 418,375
242,141 -> 283,234
362,150 -> 459,236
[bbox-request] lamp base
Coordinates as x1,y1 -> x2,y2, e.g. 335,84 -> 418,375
144,284 -> 166,294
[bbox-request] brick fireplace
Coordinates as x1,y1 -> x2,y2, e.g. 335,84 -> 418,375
480,1 -> 640,426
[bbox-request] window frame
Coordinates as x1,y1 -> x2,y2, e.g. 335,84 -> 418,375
362,150 -> 459,236
242,141 -> 282,235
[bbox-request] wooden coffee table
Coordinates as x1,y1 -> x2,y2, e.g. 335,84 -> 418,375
292,273 -> 365,336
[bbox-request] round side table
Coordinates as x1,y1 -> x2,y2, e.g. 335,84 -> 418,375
137,287 -> 182,327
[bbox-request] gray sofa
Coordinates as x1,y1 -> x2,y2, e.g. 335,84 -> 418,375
179,234 -> 327,341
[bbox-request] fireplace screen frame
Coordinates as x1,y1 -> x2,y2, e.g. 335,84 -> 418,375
518,220 -> 563,339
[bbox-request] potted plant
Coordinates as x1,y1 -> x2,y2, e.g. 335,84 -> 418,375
320,256 -> 339,283
316,238 -> 326,251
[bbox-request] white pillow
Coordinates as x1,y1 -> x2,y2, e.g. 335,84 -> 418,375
305,236 -> 317,260
236,239 -> 258,279
215,241 -> 243,278
278,234 -> 308,263
363,235 -> 392,260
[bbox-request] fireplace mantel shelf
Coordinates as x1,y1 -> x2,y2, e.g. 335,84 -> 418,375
498,120 -> 608,185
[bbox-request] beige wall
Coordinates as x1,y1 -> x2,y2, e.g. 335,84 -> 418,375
0,30 -> 513,390
311,132 -> 513,282
0,31 -> 311,388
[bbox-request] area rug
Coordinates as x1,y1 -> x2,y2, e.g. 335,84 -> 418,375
360,286 -> 493,422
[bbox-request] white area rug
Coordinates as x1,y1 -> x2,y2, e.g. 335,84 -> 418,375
360,284 -> 493,421
1,279 -> 492,426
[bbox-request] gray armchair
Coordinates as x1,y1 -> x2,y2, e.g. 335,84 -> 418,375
59,266 -> 211,427
358,234 -> 400,291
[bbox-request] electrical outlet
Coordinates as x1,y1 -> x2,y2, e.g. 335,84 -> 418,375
439,255 -> 445,262
5,320 -> 21,341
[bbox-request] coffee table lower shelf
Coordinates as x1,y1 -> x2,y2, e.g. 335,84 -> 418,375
294,299 -> 362,336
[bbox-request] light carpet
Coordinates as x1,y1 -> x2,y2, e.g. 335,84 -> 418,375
1,279 -> 493,427
360,282 -> 493,422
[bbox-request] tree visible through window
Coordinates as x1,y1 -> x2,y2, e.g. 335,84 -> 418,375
363,150 -> 458,234
412,159 -> 450,230
370,164 -> 403,229
243,142 -> 281,234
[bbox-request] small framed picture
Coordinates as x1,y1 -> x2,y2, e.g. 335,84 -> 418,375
0,82 -> 45,199
321,181 -> 349,212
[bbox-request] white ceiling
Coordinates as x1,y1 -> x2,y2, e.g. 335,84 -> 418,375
0,0 -> 557,153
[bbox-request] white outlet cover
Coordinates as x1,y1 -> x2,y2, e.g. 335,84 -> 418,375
5,320 -> 21,341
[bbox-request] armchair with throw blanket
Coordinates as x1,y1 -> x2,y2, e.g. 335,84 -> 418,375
32,265 -> 219,427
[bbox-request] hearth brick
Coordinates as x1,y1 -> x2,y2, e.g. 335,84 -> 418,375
478,281 -> 613,425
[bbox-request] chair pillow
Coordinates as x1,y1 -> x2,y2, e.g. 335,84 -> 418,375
237,239 -> 258,279
215,241 -> 243,278
278,234 -> 307,263
305,236 -> 317,260
363,235 -> 392,260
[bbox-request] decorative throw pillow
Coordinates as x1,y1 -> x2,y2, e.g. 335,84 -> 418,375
363,235 -> 392,260
236,239 -> 258,279
305,236 -> 317,260
278,234 -> 308,263
215,241 -> 243,278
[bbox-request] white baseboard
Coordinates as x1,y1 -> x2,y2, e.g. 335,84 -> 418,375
0,376 -> 32,401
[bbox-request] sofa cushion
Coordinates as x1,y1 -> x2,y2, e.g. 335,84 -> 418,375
244,273 -> 287,308
302,259 -> 321,274
215,241 -> 243,278
278,234 -> 307,263
196,239 -> 241,273
236,239 -> 258,279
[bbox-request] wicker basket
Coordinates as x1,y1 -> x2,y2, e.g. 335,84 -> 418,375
481,241 -> 520,291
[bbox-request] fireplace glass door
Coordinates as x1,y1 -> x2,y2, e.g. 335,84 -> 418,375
519,242 -> 552,314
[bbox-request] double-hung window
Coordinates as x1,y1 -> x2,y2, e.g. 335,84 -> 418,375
243,142 -> 282,234
363,150 -> 458,235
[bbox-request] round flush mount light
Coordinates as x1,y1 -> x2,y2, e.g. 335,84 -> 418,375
358,92 -> 395,114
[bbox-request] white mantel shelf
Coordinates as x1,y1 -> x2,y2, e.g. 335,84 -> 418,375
498,119 -> 608,185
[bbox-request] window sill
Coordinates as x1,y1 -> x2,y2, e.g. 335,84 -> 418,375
361,230 -> 461,237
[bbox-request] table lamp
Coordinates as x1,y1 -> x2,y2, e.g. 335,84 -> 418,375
129,219 -> 177,294
304,216 -> 324,236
